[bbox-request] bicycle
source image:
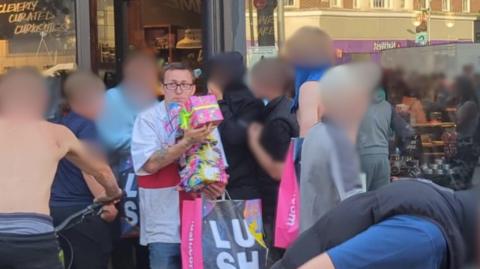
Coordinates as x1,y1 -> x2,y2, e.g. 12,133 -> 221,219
54,202 -> 105,269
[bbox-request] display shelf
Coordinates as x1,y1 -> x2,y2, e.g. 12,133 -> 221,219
413,122 -> 455,128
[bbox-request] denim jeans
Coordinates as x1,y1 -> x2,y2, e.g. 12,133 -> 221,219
149,242 -> 181,269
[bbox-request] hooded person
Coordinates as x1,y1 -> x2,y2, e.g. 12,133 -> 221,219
358,88 -> 416,191
299,62 -> 382,232
205,52 -> 264,200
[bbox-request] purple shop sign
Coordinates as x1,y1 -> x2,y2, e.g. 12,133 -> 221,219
333,39 -> 472,63
333,40 -> 410,53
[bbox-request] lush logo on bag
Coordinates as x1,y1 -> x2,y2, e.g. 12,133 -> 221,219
187,220 -> 195,269
287,193 -> 297,227
210,219 -> 261,268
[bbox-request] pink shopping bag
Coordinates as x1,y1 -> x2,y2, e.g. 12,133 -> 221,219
181,199 -> 204,269
274,142 -> 300,248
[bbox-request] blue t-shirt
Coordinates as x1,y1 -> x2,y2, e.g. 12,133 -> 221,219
328,215 -> 446,269
50,112 -> 99,207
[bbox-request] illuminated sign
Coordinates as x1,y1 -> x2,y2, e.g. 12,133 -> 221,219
373,41 -> 401,51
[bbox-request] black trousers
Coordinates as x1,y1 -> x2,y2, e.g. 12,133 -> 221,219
110,216 -> 150,269
0,232 -> 63,269
51,205 -> 112,269
264,215 -> 285,268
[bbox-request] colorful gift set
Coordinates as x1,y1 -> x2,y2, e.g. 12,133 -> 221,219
175,95 -> 228,192
179,95 -> 224,130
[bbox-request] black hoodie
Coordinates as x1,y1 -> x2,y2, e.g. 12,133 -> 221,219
206,52 -> 264,199
218,81 -> 264,200
273,179 -> 479,269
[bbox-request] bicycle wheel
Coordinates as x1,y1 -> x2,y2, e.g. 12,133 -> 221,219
57,233 -> 74,269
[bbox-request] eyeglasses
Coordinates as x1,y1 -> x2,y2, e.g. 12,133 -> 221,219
163,82 -> 194,93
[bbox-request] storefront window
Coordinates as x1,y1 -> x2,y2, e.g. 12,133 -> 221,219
141,0 -> 203,69
96,0 -> 115,70
0,0 -> 77,74
244,0 -> 480,190
245,0 -> 280,67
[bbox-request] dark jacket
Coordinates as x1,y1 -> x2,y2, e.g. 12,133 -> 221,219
219,82 -> 264,200
274,179 -> 479,269
258,96 -> 299,219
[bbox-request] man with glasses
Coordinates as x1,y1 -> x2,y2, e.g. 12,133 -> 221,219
131,63 -> 225,269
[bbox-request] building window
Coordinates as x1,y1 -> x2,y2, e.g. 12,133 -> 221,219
0,0 -> 77,74
462,0 -> 470,12
442,0 -> 450,11
371,0 -> 390,8
284,0 -> 296,7
330,0 -> 343,7
423,0 -> 430,9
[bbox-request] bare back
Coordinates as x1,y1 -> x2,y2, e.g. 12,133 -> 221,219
0,119 -> 69,215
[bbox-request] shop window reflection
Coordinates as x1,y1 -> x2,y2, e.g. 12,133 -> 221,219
97,0 -> 116,69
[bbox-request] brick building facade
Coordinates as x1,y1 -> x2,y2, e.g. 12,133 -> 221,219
246,0 -> 478,62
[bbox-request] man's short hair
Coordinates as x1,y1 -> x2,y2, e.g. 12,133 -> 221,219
161,62 -> 194,82
283,26 -> 334,66
123,50 -> 156,70
319,62 -> 381,111
0,67 -> 46,99
63,71 -> 105,101
250,58 -> 295,95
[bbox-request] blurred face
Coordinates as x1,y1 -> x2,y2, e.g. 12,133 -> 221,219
163,69 -> 195,104
250,76 -> 271,99
124,58 -> 158,106
329,88 -> 370,126
69,87 -> 105,120
0,73 -> 48,118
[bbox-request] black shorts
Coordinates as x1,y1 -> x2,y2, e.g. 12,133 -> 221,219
51,205 -> 113,269
0,232 -> 63,269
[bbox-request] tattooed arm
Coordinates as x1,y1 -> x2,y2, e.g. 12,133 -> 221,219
142,125 -> 214,174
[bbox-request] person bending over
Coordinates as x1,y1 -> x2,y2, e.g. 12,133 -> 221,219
273,179 -> 478,269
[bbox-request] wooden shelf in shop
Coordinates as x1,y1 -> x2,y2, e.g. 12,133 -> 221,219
423,152 -> 445,156
413,122 -> 455,128
422,141 -> 445,147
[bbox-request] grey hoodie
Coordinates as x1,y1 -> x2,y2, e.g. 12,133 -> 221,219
357,93 -> 393,156
300,120 -> 364,232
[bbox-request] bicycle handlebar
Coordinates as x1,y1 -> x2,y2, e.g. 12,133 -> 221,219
54,202 -> 104,233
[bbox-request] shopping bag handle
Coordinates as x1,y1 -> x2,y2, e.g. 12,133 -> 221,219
221,190 -> 232,201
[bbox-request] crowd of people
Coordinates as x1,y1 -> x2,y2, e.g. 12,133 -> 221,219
0,25 -> 479,269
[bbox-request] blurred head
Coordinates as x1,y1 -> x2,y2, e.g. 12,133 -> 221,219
63,71 -> 106,120
161,62 -> 195,104
206,52 -> 246,94
319,62 -> 381,127
283,26 -> 334,67
454,76 -> 479,105
122,51 -> 158,106
249,58 -> 295,100
0,67 -> 48,118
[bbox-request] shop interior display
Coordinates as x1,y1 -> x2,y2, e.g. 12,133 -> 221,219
389,108 -> 468,189
144,25 -> 202,68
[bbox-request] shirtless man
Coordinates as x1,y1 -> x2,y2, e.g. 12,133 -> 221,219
0,68 -> 122,269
